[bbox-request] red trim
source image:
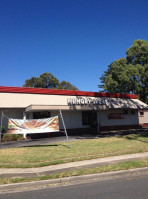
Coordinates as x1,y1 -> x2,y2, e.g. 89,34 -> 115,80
0,86 -> 137,99
143,124 -> 148,128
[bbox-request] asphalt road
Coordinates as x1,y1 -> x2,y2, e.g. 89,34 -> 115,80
1,173 -> 148,199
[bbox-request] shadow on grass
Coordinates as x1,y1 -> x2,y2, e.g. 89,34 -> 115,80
76,136 -> 98,140
124,130 -> 148,143
20,143 -> 69,149
69,129 -> 148,141
98,128 -> 148,137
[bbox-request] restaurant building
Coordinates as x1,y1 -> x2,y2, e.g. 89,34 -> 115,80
0,86 -> 148,136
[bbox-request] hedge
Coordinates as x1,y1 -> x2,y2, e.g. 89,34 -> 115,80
1,134 -> 25,142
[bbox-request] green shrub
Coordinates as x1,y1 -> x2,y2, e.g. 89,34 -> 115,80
0,126 -> 5,133
2,134 -> 25,142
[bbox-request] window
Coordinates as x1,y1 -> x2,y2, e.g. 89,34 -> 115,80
33,111 -> 50,119
26,113 -> 30,119
139,111 -> 144,117
108,113 -> 124,119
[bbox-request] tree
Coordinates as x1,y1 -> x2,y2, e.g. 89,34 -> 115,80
57,81 -> 78,90
23,72 -> 78,90
126,39 -> 148,66
23,72 -> 59,89
99,39 -> 148,103
23,77 -> 38,88
36,72 -> 59,89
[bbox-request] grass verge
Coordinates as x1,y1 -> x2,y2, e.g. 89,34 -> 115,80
1,158 -> 148,185
0,131 -> 148,168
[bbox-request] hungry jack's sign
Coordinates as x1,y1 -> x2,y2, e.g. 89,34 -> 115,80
67,98 -> 106,105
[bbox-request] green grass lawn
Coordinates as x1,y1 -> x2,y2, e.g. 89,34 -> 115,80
0,130 -> 148,168
1,159 -> 148,185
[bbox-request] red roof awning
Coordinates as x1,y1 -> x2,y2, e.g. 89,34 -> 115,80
0,86 -> 137,99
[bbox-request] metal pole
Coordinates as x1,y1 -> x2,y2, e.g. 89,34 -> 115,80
59,110 -> 71,149
0,111 -> 3,143
1,113 -> 9,120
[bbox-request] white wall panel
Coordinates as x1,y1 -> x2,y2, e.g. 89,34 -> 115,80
98,110 -> 139,126
139,110 -> 148,123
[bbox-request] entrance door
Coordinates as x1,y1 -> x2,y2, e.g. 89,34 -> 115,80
90,111 -> 98,127
82,111 -> 98,127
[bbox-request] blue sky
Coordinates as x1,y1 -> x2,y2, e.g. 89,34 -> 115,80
0,0 -> 148,92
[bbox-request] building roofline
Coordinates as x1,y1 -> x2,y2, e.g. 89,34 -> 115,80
0,86 -> 137,99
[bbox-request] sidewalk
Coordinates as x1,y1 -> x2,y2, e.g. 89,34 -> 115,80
1,167 -> 148,194
1,152 -> 148,178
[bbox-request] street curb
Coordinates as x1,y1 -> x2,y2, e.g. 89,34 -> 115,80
1,152 -> 148,178
0,167 -> 148,194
